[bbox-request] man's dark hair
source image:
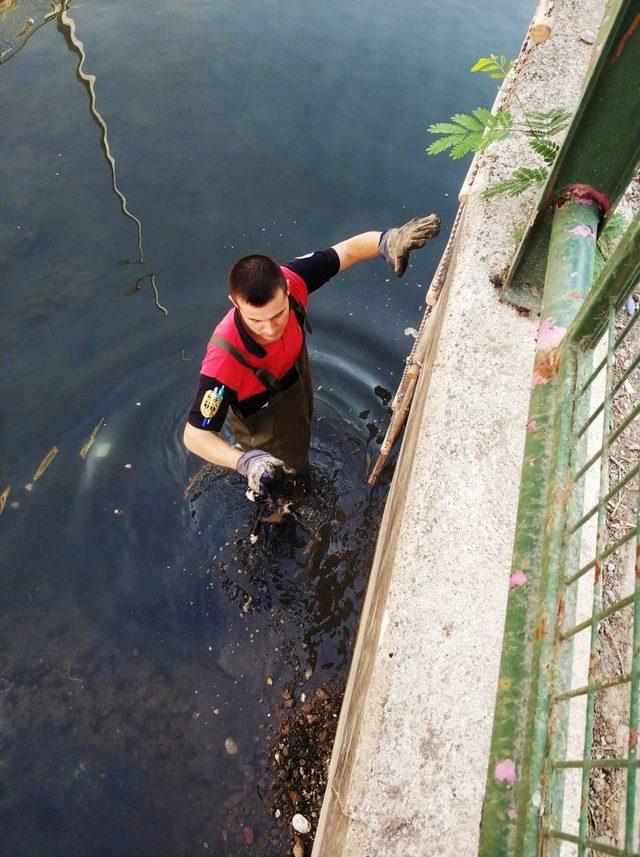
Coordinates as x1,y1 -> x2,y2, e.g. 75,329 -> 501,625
228,254 -> 287,306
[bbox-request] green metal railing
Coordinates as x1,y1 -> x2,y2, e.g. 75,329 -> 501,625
480,206 -> 640,856
479,1 -> 640,852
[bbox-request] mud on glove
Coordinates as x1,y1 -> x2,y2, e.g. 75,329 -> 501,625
236,449 -> 294,498
378,214 -> 441,277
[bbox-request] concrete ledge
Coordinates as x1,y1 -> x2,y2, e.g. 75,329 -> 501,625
313,2 -> 606,854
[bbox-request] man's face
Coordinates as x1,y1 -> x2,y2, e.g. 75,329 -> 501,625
232,283 -> 290,345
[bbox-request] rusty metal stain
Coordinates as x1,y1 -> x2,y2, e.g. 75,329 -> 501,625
532,348 -> 560,386
612,11 -> 640,61
535,613 -> 548,641
554,487 -> 572,502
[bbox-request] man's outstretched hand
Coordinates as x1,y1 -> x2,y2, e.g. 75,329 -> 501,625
379,214 -> 441,277
236,449 -> 295,498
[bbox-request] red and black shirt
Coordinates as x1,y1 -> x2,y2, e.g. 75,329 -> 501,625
187,248 -> 340,432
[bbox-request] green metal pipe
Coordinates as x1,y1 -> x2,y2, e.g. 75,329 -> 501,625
504,1 -> 640,311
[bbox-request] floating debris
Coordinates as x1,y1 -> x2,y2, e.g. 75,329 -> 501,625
33,446 -> 59,481
113,508 -> 124,516
225,737 -> 238,755
16,17 -> 35,37
403,327 -> 418,339
0,485 -> 10,515
124,463 -> 133,470
79,418 -> 104,460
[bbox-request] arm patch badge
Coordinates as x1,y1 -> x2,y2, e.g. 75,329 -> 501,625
200,385 -> 225,422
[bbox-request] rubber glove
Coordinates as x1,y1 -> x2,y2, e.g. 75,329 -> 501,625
236,449 -> 294,498
378,214 -> 441,277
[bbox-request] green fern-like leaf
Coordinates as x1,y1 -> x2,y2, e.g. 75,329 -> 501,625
483,167 -> 549,199
451,112 -> 483,131
470,57 -> 501,73
427,108 -> 512,159
529,138 -> 559,165
472,107 -> 493,125
470,53 -> 513,79
524,108 -> 571,136
451,134 -> 483,159
426,136 -> 461,155
427,122 -> 465,135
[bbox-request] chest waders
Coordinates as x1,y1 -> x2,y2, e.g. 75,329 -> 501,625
209,296 -> 313,473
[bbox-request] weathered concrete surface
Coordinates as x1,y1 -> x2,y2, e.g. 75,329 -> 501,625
313,1 -> 607,854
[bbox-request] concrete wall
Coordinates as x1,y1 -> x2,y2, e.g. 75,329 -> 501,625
313,2 -> 607,854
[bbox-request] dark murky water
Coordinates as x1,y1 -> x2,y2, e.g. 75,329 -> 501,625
1,2 -> 531,854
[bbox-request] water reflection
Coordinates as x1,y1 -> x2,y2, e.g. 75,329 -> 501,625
58,5 -> 168,318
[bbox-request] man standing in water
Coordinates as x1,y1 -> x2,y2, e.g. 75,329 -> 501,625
183,216 -> 440,497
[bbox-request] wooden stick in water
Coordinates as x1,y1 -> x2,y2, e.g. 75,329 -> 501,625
33,446 -> 59,481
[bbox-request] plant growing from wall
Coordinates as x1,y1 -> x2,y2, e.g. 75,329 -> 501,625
426,53 -> 571,199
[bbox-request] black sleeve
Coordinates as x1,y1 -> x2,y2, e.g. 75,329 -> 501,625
186,375 -> 237,433
283,248 -> 340,294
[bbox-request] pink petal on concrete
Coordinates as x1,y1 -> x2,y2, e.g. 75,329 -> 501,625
568,224 -> 595,239
509,571 -> 528,589
495,759 -> 518,784
508,809 -> 518,821
536,316 -> 567,351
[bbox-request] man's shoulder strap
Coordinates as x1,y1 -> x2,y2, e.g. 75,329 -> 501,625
208,333 -> 281,393
288,294 -> 312,335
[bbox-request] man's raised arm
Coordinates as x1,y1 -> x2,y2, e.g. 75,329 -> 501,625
332,214 -> 440,276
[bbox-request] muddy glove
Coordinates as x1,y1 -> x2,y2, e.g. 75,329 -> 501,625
236,449 -> 294,498
378,214 -> 441,277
